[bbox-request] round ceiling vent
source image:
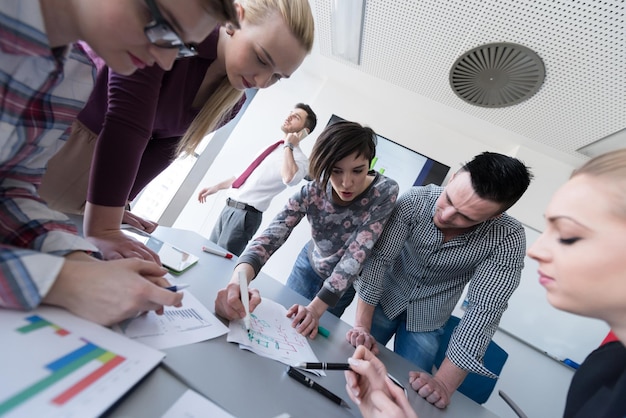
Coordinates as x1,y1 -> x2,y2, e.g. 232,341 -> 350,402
449,42 -> 545,108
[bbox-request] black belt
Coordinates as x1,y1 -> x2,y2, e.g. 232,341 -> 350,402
226,198 -> 261,213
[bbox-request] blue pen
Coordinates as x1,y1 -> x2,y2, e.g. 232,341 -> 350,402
165,284 -> 190,292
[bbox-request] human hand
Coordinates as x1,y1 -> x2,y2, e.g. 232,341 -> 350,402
409,370 -> 452,409
197,186 -> 217,203
346,326 -> 380,354
284,128 -> 307,148
86,229 -> 160,264
286,303 -> 322,338
214,278 -> 262,321
345,346 -> 417,418
43,255 -> 183,326
122,210 -> 158,233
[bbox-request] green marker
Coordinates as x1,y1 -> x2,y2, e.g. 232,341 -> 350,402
317,326 -> 330,338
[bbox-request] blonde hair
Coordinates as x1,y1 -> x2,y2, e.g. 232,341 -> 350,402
176,0 -> 315,156
572,148 -> 626,215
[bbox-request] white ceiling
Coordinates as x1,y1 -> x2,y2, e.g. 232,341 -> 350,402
310,0 -> 626,164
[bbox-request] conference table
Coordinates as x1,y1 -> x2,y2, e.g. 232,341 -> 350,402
104,227 -> 498,418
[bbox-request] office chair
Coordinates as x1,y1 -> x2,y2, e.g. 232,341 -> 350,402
433,315 -> 508,404
499,390 -> 529,418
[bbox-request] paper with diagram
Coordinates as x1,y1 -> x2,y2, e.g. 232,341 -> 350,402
112,290 -> 228,349
227,298 -> 321,369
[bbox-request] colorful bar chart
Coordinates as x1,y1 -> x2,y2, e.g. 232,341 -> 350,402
1,307 -> 164,418
0,314 -> 125,416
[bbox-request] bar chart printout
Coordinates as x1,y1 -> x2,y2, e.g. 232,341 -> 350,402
0,307 -> 164,418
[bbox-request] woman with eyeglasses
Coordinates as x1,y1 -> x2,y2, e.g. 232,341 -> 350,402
0,0 -> 239,325
344,148 -> 626,418
40,0 -> 314,263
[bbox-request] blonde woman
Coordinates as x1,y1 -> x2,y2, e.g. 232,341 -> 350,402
40,0 -> 314,262
526,148 -> 626,417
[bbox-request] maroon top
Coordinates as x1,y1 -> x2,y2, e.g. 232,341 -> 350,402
79,27 -> 244,206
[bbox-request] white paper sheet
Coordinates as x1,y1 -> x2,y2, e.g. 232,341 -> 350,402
161,389 -> 234,418
112,290 -> 228,349
227,298 -> 321,369
0,307 -> 164,418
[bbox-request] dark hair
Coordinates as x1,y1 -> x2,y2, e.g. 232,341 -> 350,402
309,120 -> 377,190
295,103 -> 317,132
459,152 -> 533,211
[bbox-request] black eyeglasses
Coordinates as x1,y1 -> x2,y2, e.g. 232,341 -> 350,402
144,0 -> 198,58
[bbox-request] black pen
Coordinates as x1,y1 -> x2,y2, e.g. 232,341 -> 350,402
287,367 -> 349,407
297,362 -> 350,370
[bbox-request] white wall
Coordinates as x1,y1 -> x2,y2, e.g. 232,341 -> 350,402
174,52 -> 581,418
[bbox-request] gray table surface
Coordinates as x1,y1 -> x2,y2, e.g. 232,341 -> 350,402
104,227 -> 498,418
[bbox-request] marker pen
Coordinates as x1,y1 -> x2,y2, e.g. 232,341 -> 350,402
238,271 -> 251,333
562,358 -> 580,369
201,245 -> 233,259
317,326 -> 330,338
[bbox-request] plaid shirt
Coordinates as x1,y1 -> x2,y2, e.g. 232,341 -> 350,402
0,1 -> 99,310
358,185 -> 526,377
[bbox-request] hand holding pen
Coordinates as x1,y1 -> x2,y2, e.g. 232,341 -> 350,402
345,346 -> 417,418
214,264 -> 261,322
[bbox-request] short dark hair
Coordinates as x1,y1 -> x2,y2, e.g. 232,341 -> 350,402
295,103 -> 317,133
459,152 -> 533,211
309,120 -> 377,190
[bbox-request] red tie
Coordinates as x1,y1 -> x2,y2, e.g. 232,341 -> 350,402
231,140 -> 284,188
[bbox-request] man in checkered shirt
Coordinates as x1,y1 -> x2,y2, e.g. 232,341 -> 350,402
347,152 -> 533,408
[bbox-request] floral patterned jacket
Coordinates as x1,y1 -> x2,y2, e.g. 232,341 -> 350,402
238,172 -> 399,307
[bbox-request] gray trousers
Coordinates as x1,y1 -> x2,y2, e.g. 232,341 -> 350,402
209,205 -> 263,256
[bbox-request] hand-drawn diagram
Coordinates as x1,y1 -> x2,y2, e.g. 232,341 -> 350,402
227,298 -> 320,367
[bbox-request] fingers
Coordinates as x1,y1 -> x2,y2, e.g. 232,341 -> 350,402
287,304 -> 319,338
248,288 -> 262,312
121,242 -> 160,264
122,215 -> 144,230
214,282 -> 246,320
130,257 -> 168,275
122,210 -> 158,233
370,343 -> 380,355
347,328 -> 378,351
345,382 -> 361,406
140,283 -> 184,311
348,348 -> 388,392
352,344 -> 374,361
140,219 -> 158,233
89,233 -> 161,263
409,372 -> 450,409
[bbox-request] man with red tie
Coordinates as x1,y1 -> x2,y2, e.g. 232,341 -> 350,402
198,103 -> 317,256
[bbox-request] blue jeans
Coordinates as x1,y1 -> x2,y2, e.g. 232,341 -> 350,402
370,304 -> 444,372
286,242 -> 356,318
